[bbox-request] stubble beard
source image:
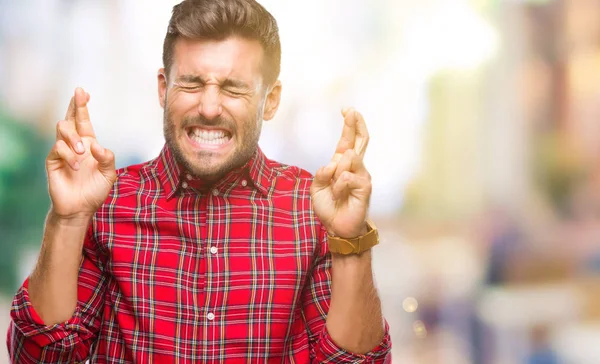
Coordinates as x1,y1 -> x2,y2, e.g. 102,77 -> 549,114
163,102 -> 264,183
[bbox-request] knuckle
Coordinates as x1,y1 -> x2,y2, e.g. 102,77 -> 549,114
341,153 -> 355,165
48,146 -> 60,161
54,140 -> 65,151
56,120 -> 66,132
335,165 -> 348,176
57,121 -> 75,137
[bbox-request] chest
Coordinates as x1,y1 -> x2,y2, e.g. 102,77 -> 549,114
94,191 -> 319,340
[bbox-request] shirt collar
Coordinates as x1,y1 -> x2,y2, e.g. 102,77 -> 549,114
153,144 -> 275,199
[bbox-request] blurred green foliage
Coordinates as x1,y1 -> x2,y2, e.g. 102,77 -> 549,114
0,108 -> 51,295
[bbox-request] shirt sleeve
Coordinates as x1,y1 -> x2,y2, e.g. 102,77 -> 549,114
301,225 -> 392,363
7,227 -> 108,363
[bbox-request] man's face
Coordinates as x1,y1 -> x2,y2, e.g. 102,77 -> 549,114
158,36 -> 280,182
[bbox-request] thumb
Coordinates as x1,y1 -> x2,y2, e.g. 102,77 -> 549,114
312,162 -> 337,190
90,141 -> 116,176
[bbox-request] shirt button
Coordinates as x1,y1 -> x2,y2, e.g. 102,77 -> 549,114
181,181 -> 188,189
212,189 -> 219,196
241,179 -> 248,187
186,174 -> 193,181
210,246 -> 218,254
206,312 -> 215,321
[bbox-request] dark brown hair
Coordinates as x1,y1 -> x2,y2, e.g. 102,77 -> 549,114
163,0 -> 281,85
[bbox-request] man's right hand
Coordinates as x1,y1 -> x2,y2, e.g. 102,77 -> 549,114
46,87 -> 117,224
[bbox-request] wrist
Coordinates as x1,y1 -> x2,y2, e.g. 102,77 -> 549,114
331,248 -> 372,261
327,221 -> 368,239
327,219 -> 379,255
47,209 -> 93,229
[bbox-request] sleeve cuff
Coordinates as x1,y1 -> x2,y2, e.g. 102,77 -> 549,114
316,320 -> 392,363
10,279 -> 86,349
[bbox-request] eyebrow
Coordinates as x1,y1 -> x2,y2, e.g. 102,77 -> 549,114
175,75 -> 251,89
175,75 -> 204,84
222,79 -> 250,89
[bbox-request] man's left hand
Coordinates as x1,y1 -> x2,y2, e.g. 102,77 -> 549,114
311,108 -> 371,238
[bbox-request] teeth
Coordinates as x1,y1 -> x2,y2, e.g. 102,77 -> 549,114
191,128 -> 226,140
190,129 -> 229,145
191,136 -> 228,145
188,129 -> 230,145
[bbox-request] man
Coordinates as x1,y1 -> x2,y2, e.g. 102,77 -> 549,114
7,0 -> 391,362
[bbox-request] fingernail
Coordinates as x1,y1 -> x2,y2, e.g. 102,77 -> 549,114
73,161 -> 80,170
76,142 -> 84,153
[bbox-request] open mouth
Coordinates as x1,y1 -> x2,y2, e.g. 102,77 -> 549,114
186,127 -> 232,146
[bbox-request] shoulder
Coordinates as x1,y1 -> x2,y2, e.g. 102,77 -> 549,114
266,158 -> 315,194
113,162 -> 146,192
105,157 -> 161,202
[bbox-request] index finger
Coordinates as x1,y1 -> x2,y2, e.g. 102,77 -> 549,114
64,96 -> 75,123
74,87 -> 96,138
353,110 -> 369,157
333,108 -> 357,161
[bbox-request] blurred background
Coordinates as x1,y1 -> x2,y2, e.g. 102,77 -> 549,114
1,0 -> 600,362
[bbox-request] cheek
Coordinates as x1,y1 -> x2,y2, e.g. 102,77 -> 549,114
222,97 -> 260,120
221,97 -> 245,113
167,91 -> 199,115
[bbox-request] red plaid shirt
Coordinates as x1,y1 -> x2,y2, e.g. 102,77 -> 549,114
8,145 -> 391,363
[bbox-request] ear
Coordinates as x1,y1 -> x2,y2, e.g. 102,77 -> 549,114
262,80 -> 282,121
157,68 -> 167,109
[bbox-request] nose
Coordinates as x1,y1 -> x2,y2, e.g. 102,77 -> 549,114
197,85 -> 223,120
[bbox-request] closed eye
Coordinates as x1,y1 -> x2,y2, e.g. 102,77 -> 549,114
174,82 -> 202,92
222,88 -> 248,97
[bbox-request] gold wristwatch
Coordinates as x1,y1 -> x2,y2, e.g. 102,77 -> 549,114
327,219 -> 379,255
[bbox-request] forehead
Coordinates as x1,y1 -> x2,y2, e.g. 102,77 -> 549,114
171,36 -> 264,83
